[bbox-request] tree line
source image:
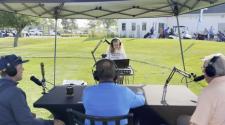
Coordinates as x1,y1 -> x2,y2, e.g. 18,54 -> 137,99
0,12 -> 116,47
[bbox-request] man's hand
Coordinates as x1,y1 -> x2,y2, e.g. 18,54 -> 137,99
54,119 -> 65,125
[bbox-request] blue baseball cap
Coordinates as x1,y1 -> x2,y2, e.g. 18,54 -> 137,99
0,54 -> 29,71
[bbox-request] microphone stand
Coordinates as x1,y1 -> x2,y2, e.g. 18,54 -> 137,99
40,79 -> 53,94
91,38 -> 110,63
41,79 -> 55,94
45,80 -> 55,85
41,78 -> 46,94
40,62 -> 47,95
161,67 -> 192,104
91,39 -> 103,63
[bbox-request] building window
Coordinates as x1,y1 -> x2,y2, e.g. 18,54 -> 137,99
122,23 -> 126,31
132,23 -> 136,31
142,23 -> 146,31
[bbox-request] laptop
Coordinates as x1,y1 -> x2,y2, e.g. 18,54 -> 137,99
113,59 -> 130,68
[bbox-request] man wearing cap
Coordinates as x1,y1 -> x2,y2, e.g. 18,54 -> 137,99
0,54 -> 64,125
189,53 -> 225,125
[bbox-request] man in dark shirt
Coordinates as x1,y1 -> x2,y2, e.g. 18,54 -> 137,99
0,54 -> 64,125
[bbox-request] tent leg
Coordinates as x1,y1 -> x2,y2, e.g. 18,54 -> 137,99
53,18 -> 58,86
175,15 -> 188,87
53,5 -> 63,86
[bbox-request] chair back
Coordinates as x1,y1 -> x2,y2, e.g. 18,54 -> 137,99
67,108 -> 134,125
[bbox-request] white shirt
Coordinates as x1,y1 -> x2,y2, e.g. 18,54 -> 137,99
106,51 -> 127,60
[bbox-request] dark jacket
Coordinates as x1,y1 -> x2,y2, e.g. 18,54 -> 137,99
0,78 -> 53,125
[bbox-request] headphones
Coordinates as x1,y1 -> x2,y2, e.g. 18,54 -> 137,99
110,38 -> 121,48
92,59 -> 118,82
205,56 -> 219,77
6,63 -> 17,77
2,56 -> 18,77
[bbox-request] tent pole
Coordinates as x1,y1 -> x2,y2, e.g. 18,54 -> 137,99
53,18 -> 57,86
53,7 -> 59,86
175,15 -> 188,87
172,2 -> 188,86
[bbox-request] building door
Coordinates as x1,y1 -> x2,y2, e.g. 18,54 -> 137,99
158,23 -> 165,33
137,25 -> 141,38
158,23 -> 165,38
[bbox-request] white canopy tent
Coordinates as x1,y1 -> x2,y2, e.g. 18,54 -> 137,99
1,0 -> 225,85
1,0 -> 225,19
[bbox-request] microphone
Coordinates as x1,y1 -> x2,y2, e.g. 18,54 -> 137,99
30,76 -> 42,86
193,75 -> 205,82
40,62 -> 45,81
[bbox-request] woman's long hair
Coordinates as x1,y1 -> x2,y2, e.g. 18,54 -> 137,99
107,38 -> 126,54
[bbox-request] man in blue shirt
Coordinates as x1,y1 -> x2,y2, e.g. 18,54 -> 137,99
83,59 -> 145,124
0,54 -> 65,125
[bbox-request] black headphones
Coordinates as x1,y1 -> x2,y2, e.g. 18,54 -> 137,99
205,56 -> 219,77
2,56 -> 18,77
110,38 -> 121,48
92,59 -> 118,82
6,63 -> 17,77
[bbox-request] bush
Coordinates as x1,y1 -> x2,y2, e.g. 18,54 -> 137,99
60,34 -> 80,37
80,34 -> 88,37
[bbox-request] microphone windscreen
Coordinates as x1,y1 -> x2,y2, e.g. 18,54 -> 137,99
41,62 -> 44,67
40,63 -> 45,76
194,75 -> 205,82
30,76 -> 42,86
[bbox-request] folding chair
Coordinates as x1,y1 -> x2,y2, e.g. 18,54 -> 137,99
67,108 -> 134,125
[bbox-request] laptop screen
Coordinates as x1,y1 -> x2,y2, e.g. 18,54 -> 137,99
113,59 -> 130,68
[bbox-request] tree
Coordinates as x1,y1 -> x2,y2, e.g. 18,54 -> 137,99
40,18 -> 56,35
88,20 -> 102,37
61,19 -> 71,33
70,19 -> 78,33
0,12 -> 38,47
102,19 -> 116,37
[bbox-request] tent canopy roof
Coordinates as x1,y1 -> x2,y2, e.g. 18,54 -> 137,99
0,0 -> 225,19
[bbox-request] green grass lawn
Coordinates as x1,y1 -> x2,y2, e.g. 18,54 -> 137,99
0,37 -> 225,119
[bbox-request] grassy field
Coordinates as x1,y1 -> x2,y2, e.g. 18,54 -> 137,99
0,37 -> 225,119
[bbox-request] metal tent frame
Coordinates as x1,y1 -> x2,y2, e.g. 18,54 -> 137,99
0,0 -> 225,85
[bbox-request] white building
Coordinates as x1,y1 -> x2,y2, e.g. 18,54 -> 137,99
117,4 -> 225,38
